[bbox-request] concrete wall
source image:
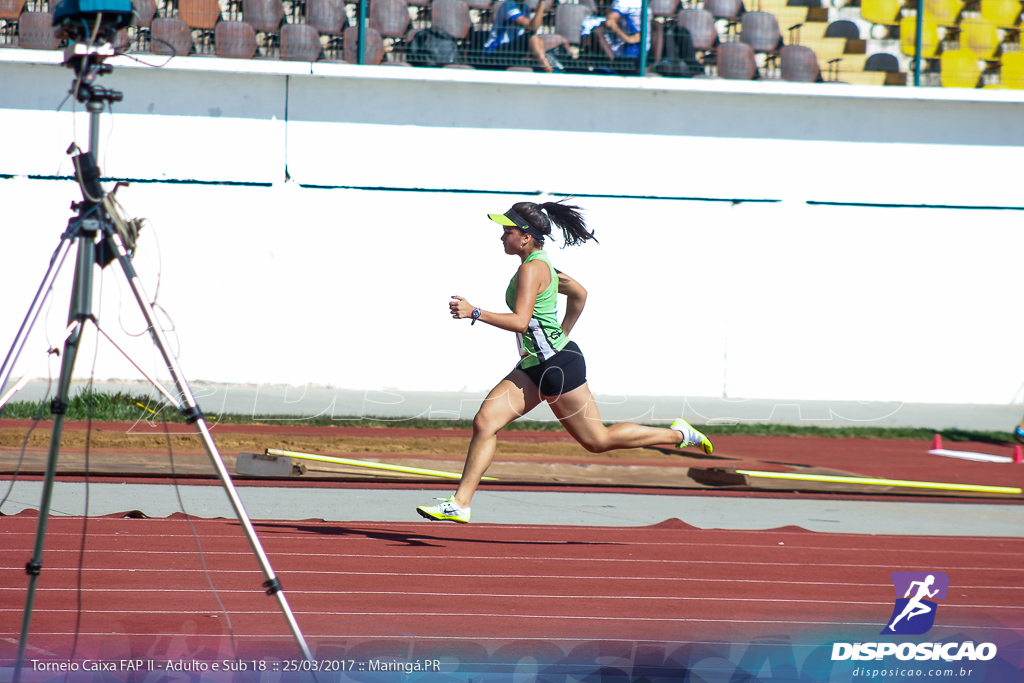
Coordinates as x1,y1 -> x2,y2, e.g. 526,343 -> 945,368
2,49 -> 1023,408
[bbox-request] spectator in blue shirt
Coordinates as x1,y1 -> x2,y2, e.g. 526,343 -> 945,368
485,0 -> 558,72
591,0 -> 662,67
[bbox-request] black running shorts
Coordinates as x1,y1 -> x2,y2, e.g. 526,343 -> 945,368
519,341 -> 587,397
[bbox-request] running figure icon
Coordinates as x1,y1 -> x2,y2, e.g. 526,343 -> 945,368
883,571 -> 948,635
888,574 -> 939,631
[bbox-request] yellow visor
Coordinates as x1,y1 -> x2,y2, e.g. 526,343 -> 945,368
487,212 -> 519,227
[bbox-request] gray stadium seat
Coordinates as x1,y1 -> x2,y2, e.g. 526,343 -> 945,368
780,44 -> 820,81
18,10 -> 58,50
824,19 -> 859,39
741,11 -> 782,53
343,25 -> 385,63
244,0 -> 284,33
370,0 -> 410,38
281,23 -> 321,61
308,0 -> 348,36
716,40 -> 756,79
676,8 -> 717,51
555,3 -> 588,45
215,20 -> 258,59
864,52 -> 900,71
431,0 -> 472,40
151,17 -> 193,56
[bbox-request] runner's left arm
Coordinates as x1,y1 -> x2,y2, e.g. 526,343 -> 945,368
556,270 -> 587,336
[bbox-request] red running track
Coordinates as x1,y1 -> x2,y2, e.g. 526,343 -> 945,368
2,511 -> 1023,680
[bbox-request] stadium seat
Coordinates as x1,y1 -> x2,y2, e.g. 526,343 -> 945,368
1001,50 -> 1024,88
649,0 -> 679,17
705,0 -> 742,21
741,11 -> 781,53
178,0 -> 221,30
835,69 -> 889,84
780,43 -> 820,81
676,8 -> 717,51
343,25 -> 384,63
151,17 -> 193,56
0,0 -> 23,21
113,27 -> 130,50
18,10 -> 57,49
899,15 -> 939,58
244,0 -> 284,33
924,0 -> 963,25
865,52 -> 900,71
555,3 -> 588,45
824,20 -> 859,39
308,0 -> 348,36
431,0 -> 471,40
959,15 -> 999,59
980,0 -> 1021,27
281,22 -> 321,60
215,20 -> 257,58
133,0 -> 157,27
370,0 -> 409,38
940,47 -> 980,86
860,0 -> 900,25
716,40 -> 756,78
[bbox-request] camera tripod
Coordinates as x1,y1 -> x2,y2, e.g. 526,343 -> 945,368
0,43 -> 314,681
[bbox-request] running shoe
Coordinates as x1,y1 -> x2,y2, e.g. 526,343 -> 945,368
1015,425 -> 1024,444
416,496 -> 471,524
670,418 -> 713,455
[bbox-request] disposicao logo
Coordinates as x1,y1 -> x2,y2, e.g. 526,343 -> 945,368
882,571 -> 949,635
831,570 -> 998,663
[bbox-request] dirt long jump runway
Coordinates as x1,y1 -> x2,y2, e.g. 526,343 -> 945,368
4,421 -> 1024,496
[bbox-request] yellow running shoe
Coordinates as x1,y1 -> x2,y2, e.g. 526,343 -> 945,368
670,418 -> 713,455
416,496 -> 471,523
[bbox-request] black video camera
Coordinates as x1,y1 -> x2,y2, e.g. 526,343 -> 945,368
52,0 -> 134,43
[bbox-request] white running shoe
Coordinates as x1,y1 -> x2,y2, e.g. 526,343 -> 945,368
416,496 -> 471,523
670,418 -> 713,455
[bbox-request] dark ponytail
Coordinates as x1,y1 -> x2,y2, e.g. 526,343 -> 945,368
511,198 -> 598,248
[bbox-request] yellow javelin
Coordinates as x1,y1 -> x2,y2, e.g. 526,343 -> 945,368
736,470 -> 1021,495
266,448 -> 497,481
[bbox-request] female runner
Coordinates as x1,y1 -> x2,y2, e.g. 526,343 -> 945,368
417,200 -> 712,523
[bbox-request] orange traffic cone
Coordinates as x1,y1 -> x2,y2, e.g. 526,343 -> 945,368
1014,445 -> 1023,464
932,434 -> 942,451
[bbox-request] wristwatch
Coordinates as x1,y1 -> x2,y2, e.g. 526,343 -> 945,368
471,308 -> 482,325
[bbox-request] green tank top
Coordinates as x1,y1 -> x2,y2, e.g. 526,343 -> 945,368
505,250 -> 569,369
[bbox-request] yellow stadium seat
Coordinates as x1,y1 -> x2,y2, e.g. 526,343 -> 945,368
959,16 -> 1000,59
1002,51 -> 1024,88
980,0 -> 1021,27
900,15 -> 941,57
924,0 -> 963,24
862,0 -> 901,24
940,48 -> 982,86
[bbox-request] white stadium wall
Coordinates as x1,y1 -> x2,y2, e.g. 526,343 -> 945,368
1,50 -> 1023,408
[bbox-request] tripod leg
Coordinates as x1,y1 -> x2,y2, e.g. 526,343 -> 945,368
106,232 -> 315,662
0,235 -> 77,406
13,234 -> 95,683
